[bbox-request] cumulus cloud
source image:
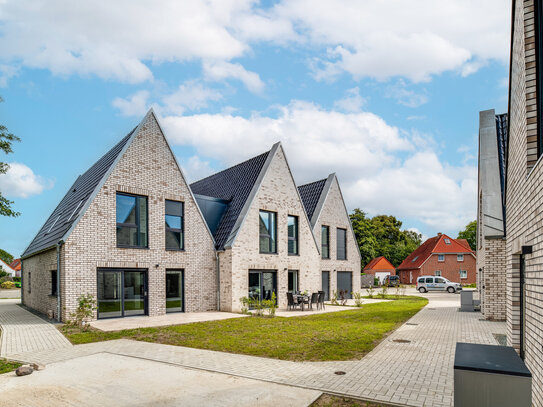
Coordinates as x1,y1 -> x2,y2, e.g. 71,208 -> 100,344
181,155 -> 215,183
385,80 -> 428,108
333,87 -> 366,112
112,90 -> 150,117
0,0 -> 509,85
159,101 -> 476,232
162,82 -> 222,115
0,163 -> 53,198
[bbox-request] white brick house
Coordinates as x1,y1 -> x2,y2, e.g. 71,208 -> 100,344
21,110 -> 361,320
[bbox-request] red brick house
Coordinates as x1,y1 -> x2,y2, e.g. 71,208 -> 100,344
396,233 -> 475,285
363,256 -> 395,284
9,258 -> 21,278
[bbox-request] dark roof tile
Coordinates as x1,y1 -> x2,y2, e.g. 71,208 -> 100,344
297,178 -> 327,221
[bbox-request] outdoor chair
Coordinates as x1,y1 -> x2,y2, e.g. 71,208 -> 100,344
287,292 -> 300,310
310,292 -> 319,310
318,291 -> 325,310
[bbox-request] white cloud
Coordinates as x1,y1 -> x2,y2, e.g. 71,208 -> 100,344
112,90 -> 150,117
162,81 -> 222,115
0,162 -> 53,198
385,80 -> 428,108
160,101 -> 476,232
181,155 -> 215,183
203,61 -> 265,93
333,87 -> 366,112
0,0 -> 509,85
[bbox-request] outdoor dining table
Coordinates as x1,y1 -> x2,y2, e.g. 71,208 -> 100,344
295,294 -> 310,311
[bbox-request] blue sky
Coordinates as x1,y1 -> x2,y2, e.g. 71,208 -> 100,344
0,0 -> 509,257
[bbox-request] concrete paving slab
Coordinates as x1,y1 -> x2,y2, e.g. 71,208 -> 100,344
0,352 -> 322,407
90,311 -> 247,332
0,289 -> 21,299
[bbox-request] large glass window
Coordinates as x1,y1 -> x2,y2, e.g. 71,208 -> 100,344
51,270 -> 57,296
321,225 -> 330,259
259,210 -> 277,253
116,193 -> 148,248
337,228 -> 347,260
165,200 -> 184,250
288,270 -> 299,293
288,215 -> 299,255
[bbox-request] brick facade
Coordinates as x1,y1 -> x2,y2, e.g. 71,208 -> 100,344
23,112 -> 218,321
221,146 -> 322,312
477,237 -> 507,321
420,253 -> 476,284
312,177 -> 361,297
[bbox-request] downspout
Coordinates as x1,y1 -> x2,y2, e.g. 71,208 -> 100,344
56,240 -> 63,322
215,251 -> 221,311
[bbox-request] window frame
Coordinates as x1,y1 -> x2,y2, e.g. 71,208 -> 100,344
457,254 -> 464,262
537,0 -> 543,157
165,200 -> 185,251
438,254 -> 445,262
116,192 -> 149,249
51,270 -> 58,297
321,225 -> 330,259
287,215 -> 299,255
460,270 -> 468,279
288,270 -> 299,293
28,271 -> 31,293
259,210 -> 277,254
336,227 -> 347,260
434,270 -> 442,277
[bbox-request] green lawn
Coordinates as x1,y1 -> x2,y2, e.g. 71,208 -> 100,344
0,359 -> 21,374
62,296 -> 427,362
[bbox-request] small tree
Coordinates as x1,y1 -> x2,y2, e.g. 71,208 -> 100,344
0,96 -> 21,218
70,294 -> 97,330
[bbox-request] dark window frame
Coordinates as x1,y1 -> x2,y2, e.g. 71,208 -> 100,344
28,271 -> 31,293
116,192 -> 149,249
321,225 -> 330,259
51,270 -> 58,297
336,228 -> 347,260
288,269 -> 299,293
259,210 -> 277,254
165,200 -> 184,251
287,215 -> 299,255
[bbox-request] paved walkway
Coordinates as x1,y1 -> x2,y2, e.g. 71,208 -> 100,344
5,293 -> 506,407
0,289 -> 21,299
0,299 -> 72,358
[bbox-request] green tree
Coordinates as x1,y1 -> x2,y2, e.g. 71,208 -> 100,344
457,220 -> 477,250
0,96 -> 20,217
0,248 -> 13,265
349,209 -> 377,267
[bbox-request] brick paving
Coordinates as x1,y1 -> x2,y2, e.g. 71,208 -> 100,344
3,293 -> 506,407
0,299 -> 72,358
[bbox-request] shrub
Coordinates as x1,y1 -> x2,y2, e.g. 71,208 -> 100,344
12,276 -> 21,282
69,294 -> 97,330
263,292 -> 278,317
338,290 -> 348,306
352,291 -> 363,307
240,297 -> 250,314
1,281 -> 15,289
378,285 -> 388,299
0,276 -> 13,284
366,286 -> 375,298
374,277 -> 379,286
330,290 -> 339,305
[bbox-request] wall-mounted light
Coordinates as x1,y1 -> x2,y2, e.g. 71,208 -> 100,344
155,264 -> 160,268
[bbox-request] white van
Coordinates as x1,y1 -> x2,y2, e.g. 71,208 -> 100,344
416,276 -> 462,293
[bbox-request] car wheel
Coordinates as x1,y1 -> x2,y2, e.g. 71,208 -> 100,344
418,287 -> 427,293
447,287 -> 455,293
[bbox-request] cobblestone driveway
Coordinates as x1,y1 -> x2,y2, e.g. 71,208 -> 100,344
3,292 -> 505,407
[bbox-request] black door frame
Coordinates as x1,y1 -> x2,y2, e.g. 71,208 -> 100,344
165,269 -> 185,313
322,271 -> 330,301
248,270 -> 277,304
97,268 -> 148,319
337,271 -> 353,299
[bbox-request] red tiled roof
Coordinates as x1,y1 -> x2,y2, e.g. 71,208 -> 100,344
9,258 -> 21,271
397,234 -> 474,270
364,256 -> 395,271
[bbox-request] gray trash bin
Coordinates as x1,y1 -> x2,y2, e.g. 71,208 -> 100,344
454,342 -> 531,406
460,290 -> 474,312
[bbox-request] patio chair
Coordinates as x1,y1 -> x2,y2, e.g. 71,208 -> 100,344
287,292 -> 300,310
318,291 -> 325,310
310,292 -> 319,310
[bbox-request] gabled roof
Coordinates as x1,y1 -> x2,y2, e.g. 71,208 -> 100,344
397,233 -> 474,270
364,256 -> 395,271
0,258 -> 16,274
9,258 -> 21,271
298,178 -> 327,222
190,148 -> 272,250
22,129 -> 135,258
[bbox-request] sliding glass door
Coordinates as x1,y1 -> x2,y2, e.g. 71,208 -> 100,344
97,269 -> 147,319
248,270 -> 277,303
166,270 -> 184,313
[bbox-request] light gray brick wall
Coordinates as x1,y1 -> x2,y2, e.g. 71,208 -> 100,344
477,237 -> 506,321
506,1 -> 543,404
313,177 -> 361,296
25,113 -> 218,321
224,146 -> 322,312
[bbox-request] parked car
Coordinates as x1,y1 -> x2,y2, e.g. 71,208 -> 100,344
416,276 -> 462,293
383,275 -> 400,287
